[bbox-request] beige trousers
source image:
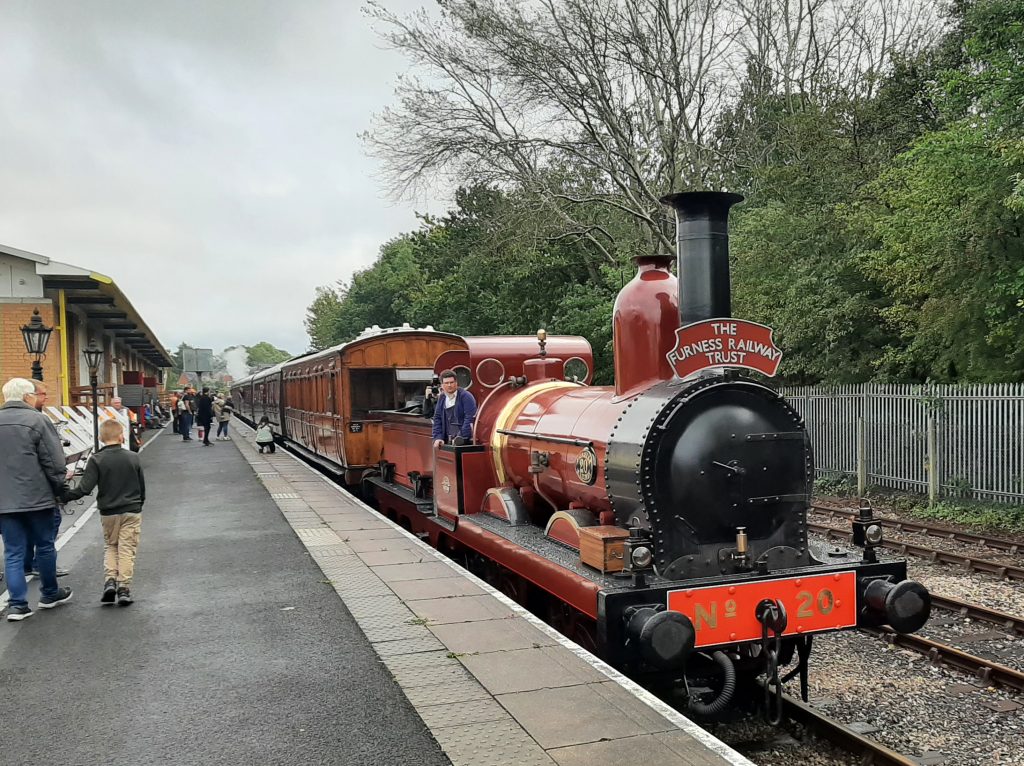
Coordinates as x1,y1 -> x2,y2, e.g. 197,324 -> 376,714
100,513 -> 142,585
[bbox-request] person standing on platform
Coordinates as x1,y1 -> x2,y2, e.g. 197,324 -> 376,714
431,369 -> 477,448
0,378 -> 73,621
169,391 -> 180,433
195,387 -> 214,446
62,419 -> 144,606
215,395 -> 233,440
23,380 -> 70,579
178,387 -> 195,441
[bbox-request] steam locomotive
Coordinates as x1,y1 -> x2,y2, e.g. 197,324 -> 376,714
232,191 -> 931,718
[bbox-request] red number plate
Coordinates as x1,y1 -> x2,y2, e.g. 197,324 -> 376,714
667,572 -> 857,648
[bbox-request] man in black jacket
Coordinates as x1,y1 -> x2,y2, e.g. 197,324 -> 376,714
195,387 -> 214,447
63,418 -> 145,606
0,377 -> 73,621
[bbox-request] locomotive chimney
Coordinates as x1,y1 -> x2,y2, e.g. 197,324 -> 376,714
660,191 -> 744,325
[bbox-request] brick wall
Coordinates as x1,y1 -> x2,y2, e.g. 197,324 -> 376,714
0,301 -> 63,401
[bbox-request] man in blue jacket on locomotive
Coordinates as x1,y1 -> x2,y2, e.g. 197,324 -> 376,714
431,369 -> 477,448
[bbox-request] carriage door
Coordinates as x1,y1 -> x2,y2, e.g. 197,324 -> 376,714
328,365 -> 341,464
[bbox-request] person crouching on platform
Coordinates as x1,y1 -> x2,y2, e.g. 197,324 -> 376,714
62,419 -> 145,606
431,369 -> 477,448
255,416 -> 276,454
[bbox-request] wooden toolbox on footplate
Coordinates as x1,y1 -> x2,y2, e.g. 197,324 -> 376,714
579,526 -> 630,573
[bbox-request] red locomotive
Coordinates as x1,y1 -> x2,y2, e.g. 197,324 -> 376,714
234,191 -> 931,718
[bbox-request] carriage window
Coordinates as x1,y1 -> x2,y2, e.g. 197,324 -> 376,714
350,368 -> 436,415
396,369 -> 433,382
349,369 -> 398,418
396,369 -> 434,409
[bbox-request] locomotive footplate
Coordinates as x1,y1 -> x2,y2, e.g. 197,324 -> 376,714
598,558 -> 913,666
468,511 -> 659,592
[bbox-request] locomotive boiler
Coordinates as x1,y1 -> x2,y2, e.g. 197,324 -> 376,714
363,191 -> 932,717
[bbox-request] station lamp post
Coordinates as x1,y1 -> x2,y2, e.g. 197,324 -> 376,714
20,308 -> 54,382
83,340 -> 104,452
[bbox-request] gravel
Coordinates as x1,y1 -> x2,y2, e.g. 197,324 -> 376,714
808,509 -> 1024,569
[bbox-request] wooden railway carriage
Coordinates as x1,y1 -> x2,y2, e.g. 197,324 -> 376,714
281,327 -> 465,482
240,327 -> 466,484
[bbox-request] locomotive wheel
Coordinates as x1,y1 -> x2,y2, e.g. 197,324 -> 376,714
546,602 -> 573,636
496,572 -> 528,606
567,614 -> 598,654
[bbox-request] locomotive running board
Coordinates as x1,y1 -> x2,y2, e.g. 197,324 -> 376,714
362,475 -> 457,531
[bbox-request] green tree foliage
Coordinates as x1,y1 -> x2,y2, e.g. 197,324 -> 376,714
304,285 -> 344,351
305,0 -> 1024,386
245,342 -> 292,369
852,125 -> 1024,381
947,0 -> 1024,210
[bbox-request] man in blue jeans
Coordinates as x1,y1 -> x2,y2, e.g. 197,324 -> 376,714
22,379 -> 69,578
0,378 -> 73,621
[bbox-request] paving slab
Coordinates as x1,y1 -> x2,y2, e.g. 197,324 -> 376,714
389,577 -> 487,601
408,593 -> 518,624
429,616 -> 559,654
460,646 -> 606,694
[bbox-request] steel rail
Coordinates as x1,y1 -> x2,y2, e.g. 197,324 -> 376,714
781,695 -> 920,766
807,522 -> 1024,581
930,594 -> 1024,637
863,627 -> 1024,693
812,503 -> 1022,554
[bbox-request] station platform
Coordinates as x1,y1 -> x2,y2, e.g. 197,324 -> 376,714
0,421 -> 753,766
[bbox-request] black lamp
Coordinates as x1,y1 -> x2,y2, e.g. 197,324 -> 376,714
21,308 -> 54,382
84,340 -> 104,452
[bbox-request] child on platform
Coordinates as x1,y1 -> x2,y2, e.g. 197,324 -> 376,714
255,416 -> 276,454
62,419 -> 145,606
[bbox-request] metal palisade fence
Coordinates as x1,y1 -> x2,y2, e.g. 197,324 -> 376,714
780,384 -> 1024,505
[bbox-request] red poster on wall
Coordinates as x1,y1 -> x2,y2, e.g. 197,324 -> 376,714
666,318 -> 783,379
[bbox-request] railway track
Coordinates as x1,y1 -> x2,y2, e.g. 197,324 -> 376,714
807,521 -> 1024,581
780,694 -> 920,766
812,503 -> 1023,555
863,627 -> 1024,693
931,593 -> 1024,637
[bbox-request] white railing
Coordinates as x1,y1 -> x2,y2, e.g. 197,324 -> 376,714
780,384 -> 1024,504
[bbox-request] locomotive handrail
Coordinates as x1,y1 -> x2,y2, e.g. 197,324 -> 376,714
495,429 -> 593,448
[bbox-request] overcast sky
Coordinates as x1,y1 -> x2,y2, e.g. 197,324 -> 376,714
0,0 -> 445,357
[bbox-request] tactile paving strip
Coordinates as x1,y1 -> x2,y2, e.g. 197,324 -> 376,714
295,528 -> 343,546
416,697 -> 510,729
341,595 -> 412,621
357,615 -> 432,643
403,679 -> 494,707
430,718 -> 555,766
383,652 -> 476,688
372,635 -> 449,657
